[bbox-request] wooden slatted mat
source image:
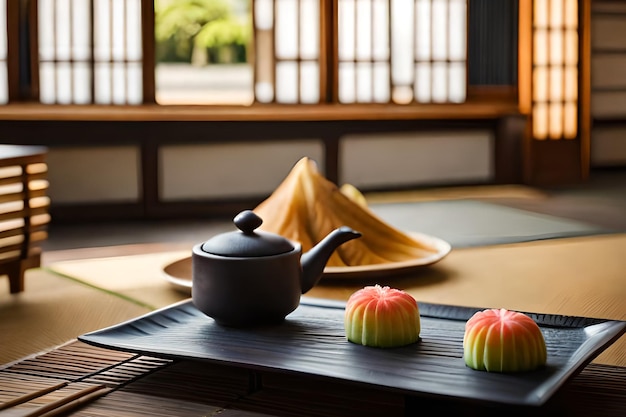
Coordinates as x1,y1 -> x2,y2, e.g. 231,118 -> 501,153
1,341 -> 625,417
0,341 -> 171,417
122,360 -> 253,405
2,342 -> 152,381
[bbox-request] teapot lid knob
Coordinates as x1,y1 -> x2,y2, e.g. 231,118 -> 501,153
234,210 -> 263,234
200,210 -> 295,257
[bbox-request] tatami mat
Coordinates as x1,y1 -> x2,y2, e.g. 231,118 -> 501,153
0,269 -> 151,366
365,183 -> 549,203
45,250 -> 191,310
369,200 -> 609,248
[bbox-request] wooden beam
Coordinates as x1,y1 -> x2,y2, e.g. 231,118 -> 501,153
0,102 -> 520,122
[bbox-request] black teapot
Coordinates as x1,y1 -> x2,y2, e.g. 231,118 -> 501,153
192,210 -> 361,326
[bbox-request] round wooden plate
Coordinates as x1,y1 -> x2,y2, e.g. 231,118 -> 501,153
162,231 -> 451,293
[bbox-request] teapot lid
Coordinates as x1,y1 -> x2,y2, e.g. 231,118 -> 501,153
200,210 -> 295,257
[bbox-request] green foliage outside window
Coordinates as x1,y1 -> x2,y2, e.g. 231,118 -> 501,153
155,0 -> 251,65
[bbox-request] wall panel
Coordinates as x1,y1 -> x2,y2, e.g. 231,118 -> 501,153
46,146 -> 140,203
339,131 -> 493,189
590,3 -> 626,166
591,127 -> 626,166
160,141 -> 324,200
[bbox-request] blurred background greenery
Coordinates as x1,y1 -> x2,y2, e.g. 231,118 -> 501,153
155,0 -> 251,65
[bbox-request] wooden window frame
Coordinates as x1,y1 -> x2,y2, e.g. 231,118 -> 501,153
0,0 -> 520,122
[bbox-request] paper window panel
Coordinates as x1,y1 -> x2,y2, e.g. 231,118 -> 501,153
532,0 -> 579,140
0,0 -> 7,104
339,0 -> 467,104
38,0 -> 143,105
254,0 -> 321,103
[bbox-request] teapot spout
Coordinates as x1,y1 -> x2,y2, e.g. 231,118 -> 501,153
300,226 -> 361,293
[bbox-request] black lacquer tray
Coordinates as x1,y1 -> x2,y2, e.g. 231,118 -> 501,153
79,297 -> 626,407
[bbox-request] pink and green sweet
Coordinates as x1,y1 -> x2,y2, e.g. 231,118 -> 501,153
463,308 -> 547,372
344,285 -> 420,348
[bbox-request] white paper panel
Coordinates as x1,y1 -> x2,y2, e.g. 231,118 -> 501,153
39,63 -> 55,104
534,0 -> 549,27
414,63 -> 431,103
0,0 -> 6,59
592,55 -> 626,88
592,16 -> 626,50
0,64 -> 7,105
276,61 -> 298,103
340,131 -> 493,188
372,0 -> 389,60
448,62 -> 466,103
356,63 -> 372,103
73,63 -> 92,104
432,62 -> 447,103
95,63 -> 112,104
390,0 -> 414,85
46,147 -> 140,204
160,141 -> 324,200
300,62 -> 319,103
373,62 -> 390,102
127,63 -> 143,104
448,0 -> 466,60
111,0 -> 126,61
55,0 -> 71,60
339,0 -> 355,61
94,0 -> 111,61
431,0 -> 448,61
339,62 -> 356,103
300,0 -> 319,59
592,92 -> 626,118
415,0 -> 431,60
550,0 -> 563,28
55,63 -> 72,104
0,0 -> 7,104
255,0 -> 274,30
38,0 -> 55,60
591,127 -> 626,165
275,0 -> 298,59
112,63 -> 127,104
356,0 -> 372,60
126,0 -> 142,60
71,0 -> 91,60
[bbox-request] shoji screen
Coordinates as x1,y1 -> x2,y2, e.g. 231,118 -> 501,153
254,0 -> 321,103
253,0 -> 467,104
532,0 -> 579,139
0,0 -> 7,104
38,0 -> 143,104
338,0 -> 467,104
